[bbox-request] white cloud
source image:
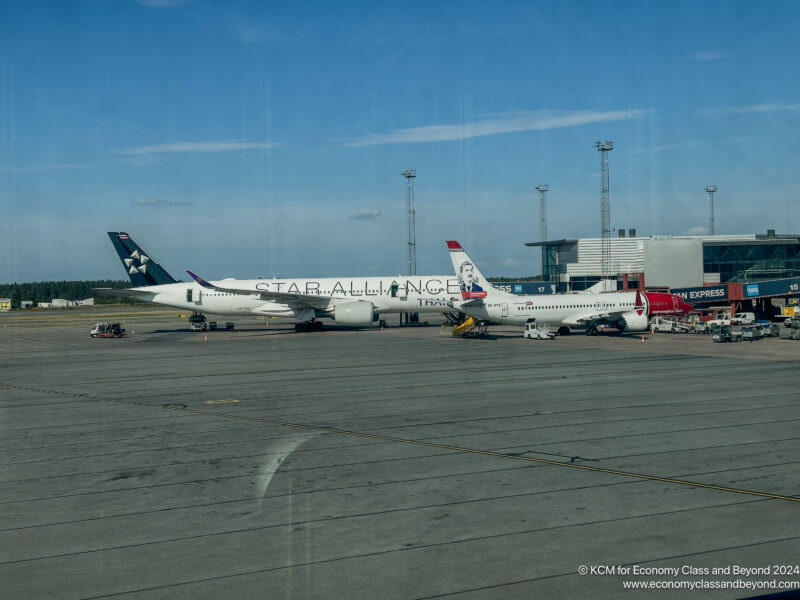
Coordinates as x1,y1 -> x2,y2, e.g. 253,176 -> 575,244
699,102 -> 800,115
119,141 -> 280,155
349,209 -> 382,221
135,197 -> 192,207
688,50 -> 728,61
686,226 -> 708,235
227,17 -> 290,43
342,109 -> 650,147
4,162 -> 90,173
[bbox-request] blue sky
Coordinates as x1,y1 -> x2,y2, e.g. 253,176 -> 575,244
2,0 -> 800,283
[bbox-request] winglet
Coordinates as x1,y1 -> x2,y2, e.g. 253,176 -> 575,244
446,240 -> 462,251
186,270 -> 214,289
635,290 -> 644,315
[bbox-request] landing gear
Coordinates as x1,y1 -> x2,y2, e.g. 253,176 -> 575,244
557,326 -> 571,336
294,320 -> 324,332
586,324 -> 598,336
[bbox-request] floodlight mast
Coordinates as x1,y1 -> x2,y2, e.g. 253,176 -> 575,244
536,184 -> 549,243
402,169 -> 417,276
596,141 -> 613,286
705,185 -> 718,235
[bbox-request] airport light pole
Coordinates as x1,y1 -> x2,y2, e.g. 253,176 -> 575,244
402,169 -> 418,325
596,141 -> 613,288
536,184 -> 549,243
705,185 -> 718,235
402,169 -> 417,276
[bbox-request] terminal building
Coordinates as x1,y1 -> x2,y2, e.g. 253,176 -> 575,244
525,230 -> 800,291
519,230 -> 800,317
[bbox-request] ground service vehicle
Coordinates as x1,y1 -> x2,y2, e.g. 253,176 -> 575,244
741,326 -> 761,341
758,321 -> 780,337
788,318 -> 800,340
711,323 -> 732,343
189,314 -> 207,331
90,323 -> 126,338
523,322 -> 556,340
649,316 -> 676,333
732,312 -> 756,325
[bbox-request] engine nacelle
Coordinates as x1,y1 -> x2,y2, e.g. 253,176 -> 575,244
333,301 -> 375,325
617,312 -> 649,332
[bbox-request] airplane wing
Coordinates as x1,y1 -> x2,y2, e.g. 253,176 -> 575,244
564,290 -> 646,327
563,310 -> 619,326
448,298 -> 485,310
186,271 -> 331,310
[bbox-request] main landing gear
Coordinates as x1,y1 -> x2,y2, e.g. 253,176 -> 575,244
294,320 -> 324,332
586,324 -> 599,336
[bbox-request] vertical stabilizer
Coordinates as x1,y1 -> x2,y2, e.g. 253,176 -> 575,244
108,232 -> 177,286
446,240 -> 505,300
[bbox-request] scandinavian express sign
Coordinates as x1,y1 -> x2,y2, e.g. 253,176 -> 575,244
669,284 -> 728,303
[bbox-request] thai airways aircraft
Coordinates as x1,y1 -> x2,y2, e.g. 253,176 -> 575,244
98,232 -> 458,331
446,240 -> 693,335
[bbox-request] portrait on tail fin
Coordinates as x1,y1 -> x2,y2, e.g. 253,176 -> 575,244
457,260 -> 486,299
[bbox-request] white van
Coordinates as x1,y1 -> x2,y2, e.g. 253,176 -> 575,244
732,312 -> 756,325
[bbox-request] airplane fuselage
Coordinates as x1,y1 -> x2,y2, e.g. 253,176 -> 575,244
132,276 -> 461,317
456,290 -> 692,330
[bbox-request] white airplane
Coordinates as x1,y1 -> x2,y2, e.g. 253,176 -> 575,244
98,232 -> 458,331
445,240 -> 693,335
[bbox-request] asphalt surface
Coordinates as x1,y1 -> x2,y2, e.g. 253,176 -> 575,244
1,309 -> 799,599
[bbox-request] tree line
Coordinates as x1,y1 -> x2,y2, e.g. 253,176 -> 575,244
0,281 -> 143,308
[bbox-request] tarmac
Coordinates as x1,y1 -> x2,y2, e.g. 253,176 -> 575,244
1,308 -> 799,599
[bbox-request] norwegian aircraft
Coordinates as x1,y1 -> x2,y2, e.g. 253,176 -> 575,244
446,240 -> 693,335
98,232 -> 458,331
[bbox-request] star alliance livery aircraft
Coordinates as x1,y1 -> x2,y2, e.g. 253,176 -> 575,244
99,232 -> 457,331
446,240 -> 693,335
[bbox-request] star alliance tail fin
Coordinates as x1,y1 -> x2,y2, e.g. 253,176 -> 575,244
108,232 -> 177,287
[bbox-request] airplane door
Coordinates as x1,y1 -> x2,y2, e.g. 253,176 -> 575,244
502,303 -> 508,317
187,288 -> 202,304
389,283 -> 407,301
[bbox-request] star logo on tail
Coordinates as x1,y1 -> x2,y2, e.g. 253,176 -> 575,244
124,251 -> 151,275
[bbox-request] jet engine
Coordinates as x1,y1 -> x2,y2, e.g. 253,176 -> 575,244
333,301 -> 375,325
617,312 -> 649,332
